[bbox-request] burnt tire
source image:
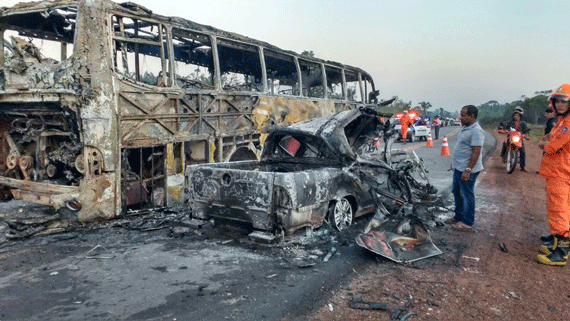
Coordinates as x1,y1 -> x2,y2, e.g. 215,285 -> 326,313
329,197 -> 353,231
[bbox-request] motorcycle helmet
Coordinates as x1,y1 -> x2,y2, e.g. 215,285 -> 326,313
513,106 -> 524,118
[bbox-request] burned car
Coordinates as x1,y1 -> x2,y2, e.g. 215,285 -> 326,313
185,107 -> 426,236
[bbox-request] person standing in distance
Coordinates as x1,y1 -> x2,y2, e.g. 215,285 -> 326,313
537,84 -> 570,265
432,115 -> 441,140
545,105 -> 557,135
444,105 -> 485,231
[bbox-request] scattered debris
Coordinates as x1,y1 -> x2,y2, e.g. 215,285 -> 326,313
548,306 -> 557,312
356,213 -> 442,263
323,247 -> 337,262
349,296 -> 389,310
284,257 -> 316,268
399,311 -> 419,321
425,300 -> 439,307
327,303 -> 333,311
507,291 -> 519,299
73,244 -> 116,265
248,231 -> 279,244
499,242 -> 508,252
265,274 -> 278,279
462,256 -> 480,262
180,219 -> 207,229
170,226 -> 191,238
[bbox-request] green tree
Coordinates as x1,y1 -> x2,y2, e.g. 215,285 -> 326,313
300,50 -> 315,58
418,101 -> 432,116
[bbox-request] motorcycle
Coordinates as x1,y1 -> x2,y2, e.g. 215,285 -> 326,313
498,127 -> 529,174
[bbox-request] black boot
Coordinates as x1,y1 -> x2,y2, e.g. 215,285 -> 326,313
537,235 -> 570,266
539,234 -> 555,255
539,237 -> 554,255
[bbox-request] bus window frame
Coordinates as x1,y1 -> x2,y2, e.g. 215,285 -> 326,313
110,12 -> 171,87
298,58 -> 326,99
324,64 -> 345,101
216,37 -> 265,93
170,27 -> 217,91
262,48 -> 300,97
344,69 -> 364,103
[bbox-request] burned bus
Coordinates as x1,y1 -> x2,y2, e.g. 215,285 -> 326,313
0,0 -> 380,222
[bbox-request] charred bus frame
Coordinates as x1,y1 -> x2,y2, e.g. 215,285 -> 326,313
0,0 -> 379,221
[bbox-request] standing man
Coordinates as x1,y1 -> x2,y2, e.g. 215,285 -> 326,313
544,105 -> 557,135
444,105 -> 485,231
432,115 -> 441,140
537,84 -> 570,265
398,110 -> 415,142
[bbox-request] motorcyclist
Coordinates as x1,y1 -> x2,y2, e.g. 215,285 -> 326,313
499,107 -> 530,171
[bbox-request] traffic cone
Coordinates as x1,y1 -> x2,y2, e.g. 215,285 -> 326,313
440,136 -> 450,156
426,132 -> 433,147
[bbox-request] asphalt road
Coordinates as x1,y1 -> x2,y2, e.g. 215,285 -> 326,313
0,125 -> 497,321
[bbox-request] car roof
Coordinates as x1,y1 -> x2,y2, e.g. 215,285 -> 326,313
263,108 -> 383,162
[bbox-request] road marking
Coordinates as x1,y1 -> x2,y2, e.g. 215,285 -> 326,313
405,127 -> 461,150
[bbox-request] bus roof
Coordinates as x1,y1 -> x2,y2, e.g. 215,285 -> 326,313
0,0 -> 373,79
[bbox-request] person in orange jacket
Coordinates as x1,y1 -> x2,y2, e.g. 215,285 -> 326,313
537,84 -> 570,266
399,111 -> 415,142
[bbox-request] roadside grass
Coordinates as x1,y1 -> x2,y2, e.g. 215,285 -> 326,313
527,124 -> 545,143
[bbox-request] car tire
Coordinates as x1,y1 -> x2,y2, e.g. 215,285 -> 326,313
329,197 -> 353,231
408,132 -> 415,143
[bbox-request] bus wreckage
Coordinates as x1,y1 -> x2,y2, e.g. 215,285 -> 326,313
0,0 -> 443,262
0,0 -> 379,223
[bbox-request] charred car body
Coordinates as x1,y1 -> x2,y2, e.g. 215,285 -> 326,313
186,107 -> 437,236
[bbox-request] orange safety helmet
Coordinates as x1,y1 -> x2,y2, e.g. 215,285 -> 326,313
549,84 -> 570,105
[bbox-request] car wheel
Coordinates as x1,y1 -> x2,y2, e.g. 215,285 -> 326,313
329,197 -> 353,231
408,132 -> 415,143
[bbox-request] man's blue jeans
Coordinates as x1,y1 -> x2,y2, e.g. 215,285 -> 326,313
452,169 -> 480,226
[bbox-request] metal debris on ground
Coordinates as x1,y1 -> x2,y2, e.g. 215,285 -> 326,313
1,203 -> 75,240
356,210 -> 442,263
399,311 -> 419,321
323,247 -> 337,262
389,295 -> 416,321
283,257 -> 316,268
248,231 -> 279,244
73,244 -> 116,266
499,242 -> 508,252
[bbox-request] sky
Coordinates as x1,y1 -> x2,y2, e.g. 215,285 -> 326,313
3,0 -> 568,112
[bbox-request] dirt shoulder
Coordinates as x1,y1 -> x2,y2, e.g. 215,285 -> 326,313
309,131 -> 570,321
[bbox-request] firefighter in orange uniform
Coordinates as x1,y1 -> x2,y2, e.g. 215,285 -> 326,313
399,111 -> 415,141
538,84 -> 570,265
